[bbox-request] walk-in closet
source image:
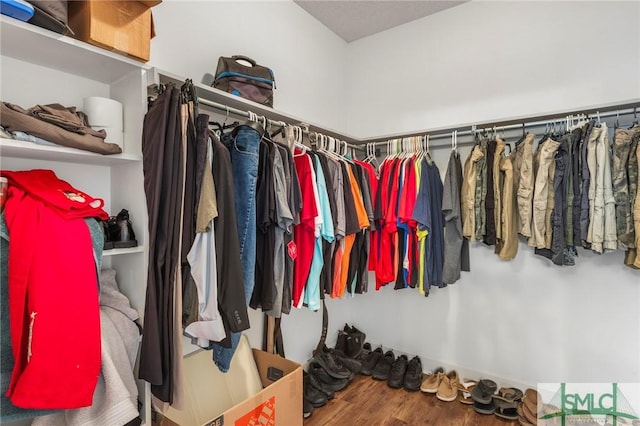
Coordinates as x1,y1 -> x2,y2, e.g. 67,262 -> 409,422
1,1 -> 638,425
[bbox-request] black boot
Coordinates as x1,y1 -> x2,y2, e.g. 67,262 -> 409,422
110,209 -> 138,248
101,219 -> 114,250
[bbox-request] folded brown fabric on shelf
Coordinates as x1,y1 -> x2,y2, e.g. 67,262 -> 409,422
29,103 -> 106,138
1,102 -> 122,155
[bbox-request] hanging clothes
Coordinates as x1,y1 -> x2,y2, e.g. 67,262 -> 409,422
591,123 -> 617,254
252,140 -> 276,312
292,150 -> 318,307
530,137 -> 561,249
579,121 -> 596,246
612,126 -> 639,249
498,152 -> 518,260
492,139 -> 506,252
631,136 -> 640,268
183,114 -> 214,331
208,130 -> 251,372
303,153 -> 335,310
443,149 -> 470,280
139,84 -> 183,404
344,162 -> 370,295
265,144 -> 295,318
317,153 -> 340,296
412,157 -> 445,294
185,116 -> 225,347
356,166 -> 375,293
461,143 -> 484,241
569,126 -> 583,249
514,134 -> 535,239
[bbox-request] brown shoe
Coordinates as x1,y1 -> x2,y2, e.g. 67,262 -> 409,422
420,371 -> 444,393
436,370 -> 459,402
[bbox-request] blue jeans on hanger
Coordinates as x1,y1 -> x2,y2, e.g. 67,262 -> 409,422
212,125 -> 260,372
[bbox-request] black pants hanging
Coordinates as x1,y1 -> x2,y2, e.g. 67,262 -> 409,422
139,85 -> 184,404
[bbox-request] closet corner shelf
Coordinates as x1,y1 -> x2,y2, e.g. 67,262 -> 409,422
150,68 -> 361,143
0,138 -> 143,165
0,15 -> 148,83
103,246 -> 145,257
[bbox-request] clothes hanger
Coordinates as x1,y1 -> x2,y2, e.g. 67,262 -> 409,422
342,140 -> 354,163
387,139 -> 395,160
209,105 -> 240,133
270,119 -> 286,139
321,134 -> 342,162
451,131 -> 456,153
630,107 -> 639,129
388,139 -> 398,160
398,138 -> 408,160
425,134 -> 434,163
364,142 -> 372,163
502,128 -> 512,155
293,126 -> 307,156
417,135 -> 426,161
515,123 -> 527,146
235,111 -> 265,137
398,138 -> 407,159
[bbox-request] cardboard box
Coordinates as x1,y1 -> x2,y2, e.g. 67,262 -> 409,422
155,336 -> 302,426
68,0 -> 161,62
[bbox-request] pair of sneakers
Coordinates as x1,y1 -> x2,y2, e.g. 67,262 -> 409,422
386,354 -> 423,391
362,349 -> 423,392
420,368 -> 460,402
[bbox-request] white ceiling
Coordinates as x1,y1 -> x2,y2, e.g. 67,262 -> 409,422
294,0 -> 467,42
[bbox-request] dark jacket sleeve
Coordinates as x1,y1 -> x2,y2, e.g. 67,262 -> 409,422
211,135 -> 250,334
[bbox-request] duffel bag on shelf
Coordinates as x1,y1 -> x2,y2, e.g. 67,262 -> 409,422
212,55 -> 275,107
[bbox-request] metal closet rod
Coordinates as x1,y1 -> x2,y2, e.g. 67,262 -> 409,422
368,105 -> 639,149
196,95 -> 637,153
197,97 -> 365,151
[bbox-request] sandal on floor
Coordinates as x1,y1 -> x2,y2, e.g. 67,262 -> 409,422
494,399 -> 519,421
523,388 -> 540,409
517,403 -> 536,426
518,416 -> 536,426
457,380 -> 477,405
470,379 -> 497,404
522,398 -> 538,425
494,386 -> 524,403
473,399 -> 496,415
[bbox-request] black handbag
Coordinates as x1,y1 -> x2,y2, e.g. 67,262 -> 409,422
213,55 -> 275,107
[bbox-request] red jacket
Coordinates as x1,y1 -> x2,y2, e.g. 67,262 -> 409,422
2,169 -> 107,409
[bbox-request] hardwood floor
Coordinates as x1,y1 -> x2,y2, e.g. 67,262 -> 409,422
304,374 -> 516,426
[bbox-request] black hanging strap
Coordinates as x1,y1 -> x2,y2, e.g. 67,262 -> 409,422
313,299 -> 329,357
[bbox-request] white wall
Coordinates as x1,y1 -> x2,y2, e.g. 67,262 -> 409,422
149,0 -> 349,133
343,0 -> 640,388
345,1 -> 640,138
149,0 -> 352,364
